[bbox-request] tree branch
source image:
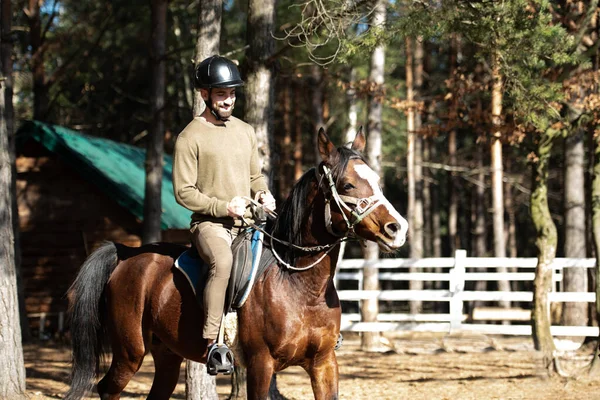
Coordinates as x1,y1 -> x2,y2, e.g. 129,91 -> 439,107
40,0 -> 59,46
46,14 -> 113,88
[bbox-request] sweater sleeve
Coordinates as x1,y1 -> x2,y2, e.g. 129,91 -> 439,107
248,126 -> 270,197
173,136 -> 229,217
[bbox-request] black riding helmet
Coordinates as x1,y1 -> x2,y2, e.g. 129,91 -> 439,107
195,56 -> 243,121
194,55 -> 244,89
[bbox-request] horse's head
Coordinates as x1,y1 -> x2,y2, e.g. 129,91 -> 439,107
318,128 -> 408,253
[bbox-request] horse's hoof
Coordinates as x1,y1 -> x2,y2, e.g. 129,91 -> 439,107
206,343 -> 234,375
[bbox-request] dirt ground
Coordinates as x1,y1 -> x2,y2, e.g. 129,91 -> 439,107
24,332 -> 600,400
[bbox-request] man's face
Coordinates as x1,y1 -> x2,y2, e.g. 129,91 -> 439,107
202,88 -> 236,119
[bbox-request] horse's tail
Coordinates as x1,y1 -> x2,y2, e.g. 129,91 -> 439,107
65,241 -> 119,400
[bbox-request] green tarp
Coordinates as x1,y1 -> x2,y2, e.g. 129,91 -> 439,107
17,120 -> 192,230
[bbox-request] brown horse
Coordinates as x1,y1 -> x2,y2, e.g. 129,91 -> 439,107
65,128 -> 408,400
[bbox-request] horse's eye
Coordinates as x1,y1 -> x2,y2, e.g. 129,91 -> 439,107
343,183 -> 355,191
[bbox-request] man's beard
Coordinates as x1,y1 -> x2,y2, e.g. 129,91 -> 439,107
214,103 -> 234,120
217,108 -> 233,119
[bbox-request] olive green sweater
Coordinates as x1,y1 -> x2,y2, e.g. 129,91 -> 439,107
173,116 -> 269,226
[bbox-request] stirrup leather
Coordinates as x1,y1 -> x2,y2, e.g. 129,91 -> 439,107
206,343 -> 234,376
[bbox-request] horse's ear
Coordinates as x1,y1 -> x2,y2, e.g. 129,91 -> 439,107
351,126 -> 366,152
318,127 -> 337,164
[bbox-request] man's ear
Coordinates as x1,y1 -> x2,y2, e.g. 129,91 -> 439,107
199,88 -> 209,101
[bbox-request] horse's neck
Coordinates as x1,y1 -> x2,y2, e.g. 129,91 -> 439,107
290,247 -> 339,298
292,210 -> 341,296
279,183 -> 341,295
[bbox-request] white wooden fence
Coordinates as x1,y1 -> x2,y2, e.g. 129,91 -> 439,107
336,250 -> 598,337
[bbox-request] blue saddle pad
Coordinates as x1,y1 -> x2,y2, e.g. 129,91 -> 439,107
174,249 -> 203,293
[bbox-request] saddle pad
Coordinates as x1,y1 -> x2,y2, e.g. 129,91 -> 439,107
174,248 -> 204,296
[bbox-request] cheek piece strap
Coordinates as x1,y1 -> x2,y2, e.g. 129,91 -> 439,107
321,165 -> 383,237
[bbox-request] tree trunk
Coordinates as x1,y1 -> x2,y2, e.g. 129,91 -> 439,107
142,0 -> 167,245
193,0 -> 222,117
448,132 -> 458,253
491,51 -> 510,306
311,64 -> 324,161
474,148 -> 487,257
3,0 -> 30,342
0,1 -> 27,391
447,35 -> 460,255
341,68 -> 356,278
472,147 -> 487,309
531,132 -> 557,373
244,0 -> 276,180
413,39 -> 424,263
430,141 -> 442,258
237,0 -> 280,396
186,361 -> 217,400
345,67 -> 358,144
410,37 -> 424,256
406,36 -> 423,313
293,82 -> 304,181
407,38 -> 415,256
26,0 -> 49,120
173,15 -> 194,118
591,125 -> 600,372
187,1 -> 223,396
279,83 -> 292,198
423,137 -> 432,258
561,128 -> 588,336
505,181 -> 517,259
361,0 -> 386,351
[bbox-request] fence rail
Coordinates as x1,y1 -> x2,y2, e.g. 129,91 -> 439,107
336,250 -> 598,337
28,251 -> 598,340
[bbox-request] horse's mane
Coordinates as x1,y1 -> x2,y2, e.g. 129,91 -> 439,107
270,145 -> 366,265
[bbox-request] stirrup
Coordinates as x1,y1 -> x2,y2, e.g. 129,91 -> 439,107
206,343 -> 234,376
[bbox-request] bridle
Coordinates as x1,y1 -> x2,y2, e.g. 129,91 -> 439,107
241,160 -> 386,271
320,163 -> 386,237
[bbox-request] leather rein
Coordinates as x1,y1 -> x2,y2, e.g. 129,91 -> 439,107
241,162 -> 385,271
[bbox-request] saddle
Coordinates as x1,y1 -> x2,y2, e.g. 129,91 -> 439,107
174,227 -> 273,311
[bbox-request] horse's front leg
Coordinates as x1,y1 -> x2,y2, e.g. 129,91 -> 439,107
246,353 -> 275,400
308,350 -> 339,400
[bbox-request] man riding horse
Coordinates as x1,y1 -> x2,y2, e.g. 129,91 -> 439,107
172,55 -> 276,373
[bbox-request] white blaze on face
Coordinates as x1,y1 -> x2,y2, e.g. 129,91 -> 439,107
354,164 -> 409,247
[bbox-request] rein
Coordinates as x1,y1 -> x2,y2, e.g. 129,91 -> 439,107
239,162 -> 383,272
241,197 -> 349,271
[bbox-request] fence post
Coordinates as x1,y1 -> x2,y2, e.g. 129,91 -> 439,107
449,249 -> 466,331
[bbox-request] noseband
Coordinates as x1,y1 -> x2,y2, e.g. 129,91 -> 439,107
320,164 -> 385,237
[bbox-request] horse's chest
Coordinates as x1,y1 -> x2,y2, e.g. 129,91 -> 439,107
270,307 -> 339,352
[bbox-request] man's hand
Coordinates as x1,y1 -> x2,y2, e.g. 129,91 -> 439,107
227,196 -> 246,218
259,192 -> 276,213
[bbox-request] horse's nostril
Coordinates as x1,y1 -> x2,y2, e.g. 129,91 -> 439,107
384,222 -> 400,237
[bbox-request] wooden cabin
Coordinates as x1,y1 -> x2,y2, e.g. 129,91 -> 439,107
16,121 -> 190,337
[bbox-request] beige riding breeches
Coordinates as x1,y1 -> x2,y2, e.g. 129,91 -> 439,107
191,221 -> 240,340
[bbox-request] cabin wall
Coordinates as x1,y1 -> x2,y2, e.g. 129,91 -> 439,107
17,150 -> 142,327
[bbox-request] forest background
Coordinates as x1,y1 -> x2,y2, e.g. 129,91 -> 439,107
9,0 -> 600,258
1,0 -> 600,397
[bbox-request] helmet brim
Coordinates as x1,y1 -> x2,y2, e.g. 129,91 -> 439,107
200,80 -> 245,89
